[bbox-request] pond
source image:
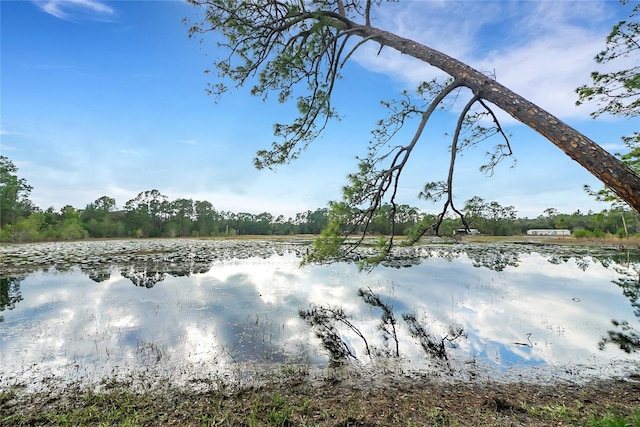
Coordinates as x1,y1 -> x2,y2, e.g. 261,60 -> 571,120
1,238 -> 639,391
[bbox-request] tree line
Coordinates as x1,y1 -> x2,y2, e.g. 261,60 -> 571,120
1,156 -> 637,243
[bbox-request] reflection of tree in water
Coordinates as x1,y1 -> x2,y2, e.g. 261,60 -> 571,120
403,313 -> 465,360
545,250 -> 640,272
599,320 -> 640,353
0,276 -> 24,322
465,247 -> 520,271
547,252 -> 640,272
300,288 -> 464,366
115,261 -> 213,288
600,263 -> 640,353
88,271 -> 112,282
382,245 -> 523,271
77,260 -> 214,287
299,305 -> 360,365
120,265 -> 167,288
79,265 -> 112,282
358,287 -> 400,357
613,276 -> 640,318
384,245 -> 640,355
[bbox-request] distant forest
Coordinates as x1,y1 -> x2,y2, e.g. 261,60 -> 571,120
2,188 -> 638,243
1,157 -> 638,242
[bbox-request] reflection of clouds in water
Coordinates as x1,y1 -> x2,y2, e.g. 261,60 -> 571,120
2,246 -> 640,388
509,253 -> 619,281
182,324 -> 219,363
362,256 -> 638,370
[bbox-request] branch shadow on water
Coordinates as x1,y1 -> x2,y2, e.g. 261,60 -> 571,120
600,270 -> 640,354
299,287 -> 466,372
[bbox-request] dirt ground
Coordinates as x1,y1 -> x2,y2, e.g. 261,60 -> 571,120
2,372 -> 640,426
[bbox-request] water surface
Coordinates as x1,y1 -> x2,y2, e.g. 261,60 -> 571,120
1,239 -> 639,389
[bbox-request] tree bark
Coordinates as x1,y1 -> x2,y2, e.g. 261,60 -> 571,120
351,24 -> 640,212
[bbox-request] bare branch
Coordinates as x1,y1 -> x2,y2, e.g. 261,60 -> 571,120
478,99 -> 511,153
189,0 -> 640,260
444,94 -> 482,231
340,34 -> 378,67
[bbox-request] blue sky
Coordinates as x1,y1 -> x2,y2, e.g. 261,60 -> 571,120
1,0 -> 637,218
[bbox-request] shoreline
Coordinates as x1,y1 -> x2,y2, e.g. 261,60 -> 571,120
2,371 -> 639,426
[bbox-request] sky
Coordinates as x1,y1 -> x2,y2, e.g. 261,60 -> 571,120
1,0 -> 637,219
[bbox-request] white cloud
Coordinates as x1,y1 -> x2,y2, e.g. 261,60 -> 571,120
355,1 -> 621,121
33,0 -> 115,21
475,32 -> 608,119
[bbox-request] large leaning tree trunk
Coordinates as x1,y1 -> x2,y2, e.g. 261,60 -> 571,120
187,1 -> 640,214
357,24 -> 640,211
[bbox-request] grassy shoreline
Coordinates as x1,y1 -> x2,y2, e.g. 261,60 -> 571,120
2,374 -> 639,426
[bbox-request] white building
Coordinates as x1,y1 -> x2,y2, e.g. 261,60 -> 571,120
526,229 -> 571,236
455,228 -> 480,235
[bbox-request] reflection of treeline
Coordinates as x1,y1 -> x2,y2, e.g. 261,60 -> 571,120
599,320 -> 640,354
81,261 -> 214,287
0,277 -> 24,322
599,270 -> 640,354
2,187 -> 640,242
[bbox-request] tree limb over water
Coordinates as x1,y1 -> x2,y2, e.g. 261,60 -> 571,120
187,1 -> 640,263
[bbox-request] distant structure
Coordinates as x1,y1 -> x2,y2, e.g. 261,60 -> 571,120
526,229 -> 571,236
454,228 -> 480,235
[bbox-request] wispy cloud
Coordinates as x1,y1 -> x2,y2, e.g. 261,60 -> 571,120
356,1 -> 618,121
179,139 -> 197,145
33,0 -> 115,21
0,129 -> 22,136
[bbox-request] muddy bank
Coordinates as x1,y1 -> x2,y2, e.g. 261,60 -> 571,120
2,373 -> 639,426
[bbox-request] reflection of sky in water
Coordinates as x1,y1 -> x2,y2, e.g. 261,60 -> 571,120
1,245 -> 639,387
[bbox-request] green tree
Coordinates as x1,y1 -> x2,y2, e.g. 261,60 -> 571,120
304,208 -> 329,234
578,1 -> 640,210
393,204 -> 421,236
187,0 -> 640,264
124,190 -> 169,237
463,196 -> 487,229
82,196 -> 117,237
254,212 -> 274,235
169,198 -> 195,236
40,206 -> 62,239
462,197 -> 517,235
58,205 -> 88,240
0,156 -> 34,228
272,214 -> 292,235
576,1 -> 639,119
194,200 -> 219,236
13,212 -> 45,242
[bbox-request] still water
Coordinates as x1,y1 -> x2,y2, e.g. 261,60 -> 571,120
1,239 -> 639,388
